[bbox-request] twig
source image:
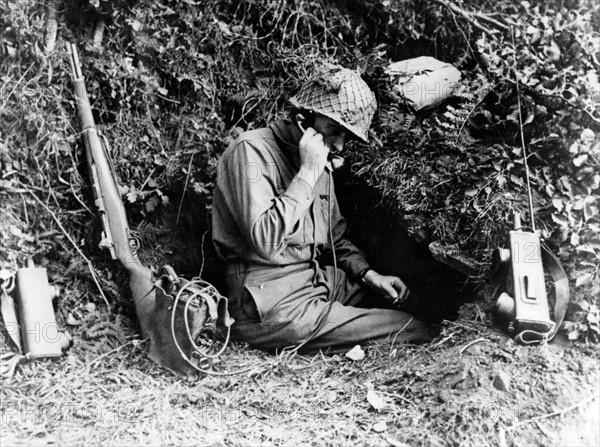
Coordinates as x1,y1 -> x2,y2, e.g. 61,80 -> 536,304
435,0 -> 510,31
90,339 -> 140,366
458,337 -> 487,356
18,193 -> 30,226
0,62 -> 35,113
156,93 -> 181,104
449,7 -> 476,62
449,321 -> 481,332
379,390 -> 416,407
139,167 -> 156,191
145,103 -> 167,156
456,81 -> 502,140
198,225 -> 209,278
23,186 -> 110,307
505,390 -> 600,430
433,0 -> 499,36
458,434 -> 491,447
176,153 -> 195,225
68,172 -> 93,215
431,334 -> 454,348
390,317 -> 415,346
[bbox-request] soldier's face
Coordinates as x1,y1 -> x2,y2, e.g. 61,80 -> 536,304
313,115 -> 347,153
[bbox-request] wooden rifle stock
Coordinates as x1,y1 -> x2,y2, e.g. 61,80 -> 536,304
68,43 -> 155,338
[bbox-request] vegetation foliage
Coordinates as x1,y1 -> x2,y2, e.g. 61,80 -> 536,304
1,0 -> 599,351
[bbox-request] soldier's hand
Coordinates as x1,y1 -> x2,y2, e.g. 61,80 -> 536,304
363,270 -> 410,306
298,127 -> 329,173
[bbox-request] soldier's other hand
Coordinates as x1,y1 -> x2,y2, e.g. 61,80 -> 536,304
298,127 -> 329,172
364,271 -> 410,306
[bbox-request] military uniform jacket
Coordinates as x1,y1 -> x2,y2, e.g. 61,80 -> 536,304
212,119 -> 370,335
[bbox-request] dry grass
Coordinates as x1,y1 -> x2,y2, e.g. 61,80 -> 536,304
2,312 -> 599,446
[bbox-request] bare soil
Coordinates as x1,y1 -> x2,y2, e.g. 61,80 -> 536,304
1,301 -> 598,447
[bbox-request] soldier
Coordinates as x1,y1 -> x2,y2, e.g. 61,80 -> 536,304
212,66 -> 431,351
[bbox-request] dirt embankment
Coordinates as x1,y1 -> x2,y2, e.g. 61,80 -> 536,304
1,1 -> 599,445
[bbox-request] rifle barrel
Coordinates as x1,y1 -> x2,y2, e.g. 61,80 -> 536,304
68,44 -> 95,131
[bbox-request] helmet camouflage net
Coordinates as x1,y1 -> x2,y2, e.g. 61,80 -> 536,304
289,66 -> 377,142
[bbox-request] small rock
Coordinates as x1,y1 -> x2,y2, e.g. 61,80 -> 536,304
367,390 -> 392,412
85,302 -> 97,313
346,344 -> 365,361
448,367 -> 468,388
204,432 -> 226,446
455,378 -> 476,390
437,390 -> 452,403
514,347 -> 528,359
386,438 -> 411,447
372,421 -> 387,433
492,371 -> 511,392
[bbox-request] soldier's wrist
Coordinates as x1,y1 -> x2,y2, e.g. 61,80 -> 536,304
296,165 -> 321,188
357,268 -> 373,287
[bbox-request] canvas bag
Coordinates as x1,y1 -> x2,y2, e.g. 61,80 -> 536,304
387,56 -> 461,111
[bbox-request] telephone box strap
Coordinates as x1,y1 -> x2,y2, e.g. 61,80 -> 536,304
1,274 -> 26,378
1,275 -> 22,354
541,242 -> 570,342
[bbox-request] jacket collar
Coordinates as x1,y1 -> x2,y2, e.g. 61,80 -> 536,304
269,118 -> 301,167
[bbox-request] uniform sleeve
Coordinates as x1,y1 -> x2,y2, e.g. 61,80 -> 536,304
216,139 -> 316,262
324,189 -> 370,279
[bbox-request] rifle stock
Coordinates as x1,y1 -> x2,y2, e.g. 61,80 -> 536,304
68,43 -> 155,338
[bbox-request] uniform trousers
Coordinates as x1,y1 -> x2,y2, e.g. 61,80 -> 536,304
225,261 -> 432,352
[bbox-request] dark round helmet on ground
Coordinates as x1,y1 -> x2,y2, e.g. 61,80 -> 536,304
289,66 -> 377,143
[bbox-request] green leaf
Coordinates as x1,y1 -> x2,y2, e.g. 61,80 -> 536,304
145,196 -> 160,213
551,213 -> 569,227
573,154 -> 588,167
576,273 -> 593,288
552,197 -> 564,212
567,329 -> 581,340
524,111 -> 534,125
497,175 -> 507,189
510,174 -> 524,186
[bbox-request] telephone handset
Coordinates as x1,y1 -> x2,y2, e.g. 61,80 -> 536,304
296,115 -> 344,172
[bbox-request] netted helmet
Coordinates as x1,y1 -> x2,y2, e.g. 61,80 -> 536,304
289,66 -> 377,142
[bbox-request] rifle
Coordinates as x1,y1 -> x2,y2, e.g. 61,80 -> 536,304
68,43 -> 233,379
68,42 -> 156,339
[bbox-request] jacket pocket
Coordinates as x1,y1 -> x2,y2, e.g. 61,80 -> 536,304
240,286 -> 261,322
315,194 -> 330,247
244,272 -> 305,324
284,217 -> 305,247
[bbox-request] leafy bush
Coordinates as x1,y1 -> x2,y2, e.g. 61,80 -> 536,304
345,0 -> 599,340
